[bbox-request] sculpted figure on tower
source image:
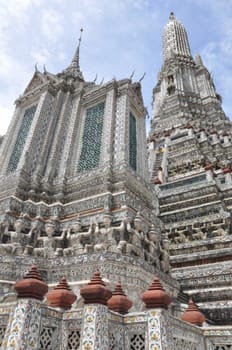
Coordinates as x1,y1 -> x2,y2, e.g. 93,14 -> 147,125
33,220 -> 66,257
144,224 -> 161,267
159,239 -> 171,273
0,215 -> 32,255
64,219 -> 93,256
125,213 -> 144,258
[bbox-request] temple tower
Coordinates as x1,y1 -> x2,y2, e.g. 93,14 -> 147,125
151,12 -> 229,137
149,13 -> 232,324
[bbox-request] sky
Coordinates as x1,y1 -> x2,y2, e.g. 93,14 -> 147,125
1,0 -> 232,135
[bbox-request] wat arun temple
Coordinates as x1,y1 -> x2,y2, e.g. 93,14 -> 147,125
0,12 -> 231,349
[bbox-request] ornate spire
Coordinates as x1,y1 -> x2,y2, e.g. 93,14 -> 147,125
163,12 -> 191,61
71,28 -> 83,71
62,28 -> 84,80
195,53 -> 204,66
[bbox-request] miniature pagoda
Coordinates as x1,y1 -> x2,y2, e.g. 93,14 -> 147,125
148,12 -> 232,325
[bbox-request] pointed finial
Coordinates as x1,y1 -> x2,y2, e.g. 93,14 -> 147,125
139,72 -> 146,82
93,73 -> 98,83
146,108 -> 150,119
195,53 -> 203,66
76,28 -> 83,59
61,28 -> 84,80
43,64 -> 47,74
100,77 -> 104,85
79,28 -> 83,45
34,63 -> 38,73
169,12 -> 175,20
73,33 -> 81,66
76,28 -> 83,58
129,70 -> 135,80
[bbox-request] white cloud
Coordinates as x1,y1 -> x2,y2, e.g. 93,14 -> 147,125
0,0 -> 34,35
0,106 -> 14,136
31,48 -> 51,66
41,10 -> 63,42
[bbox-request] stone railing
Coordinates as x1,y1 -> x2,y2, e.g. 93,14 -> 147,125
170,315 -> 206,350
159,173 -> 207,194
0,304 -> 14,347
62,309 -> 83,350
38,307 -> 83,350
109,311 -> 147,349
204,326 -> 232,350
2,298 -> 232,349
1,265 -> 232,350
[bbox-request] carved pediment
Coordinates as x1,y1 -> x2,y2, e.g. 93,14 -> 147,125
132,83 -> 144,105
166,64 -> 176,76
24,72 -> 47,95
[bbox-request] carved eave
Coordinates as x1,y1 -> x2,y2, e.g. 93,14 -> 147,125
15,82 -> 51,106
57,67 -> 84,82
195,64 -> 209,76
24,71 -> 49,95
163,55 -> 195,71
132,82 -> 144,103
81,84 -> 108,107
162,58 -> 174,72
129,82 -> 147,117
163,60 -> 177,75
16,71 -> 60,106
80,79 -> 120,107
153,83 -> 161,95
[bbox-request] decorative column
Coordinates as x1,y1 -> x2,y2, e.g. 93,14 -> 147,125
2,264 -> 48,350
181,298 -> 205,326
141,276 -> 173,350
79,270 -> 112,350
162,134 -> 170,181
46,276 -> 77,350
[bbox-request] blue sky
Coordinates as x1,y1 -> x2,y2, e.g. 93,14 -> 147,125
1,0 -> 232,135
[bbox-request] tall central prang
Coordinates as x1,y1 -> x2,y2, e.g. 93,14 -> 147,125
149,13 -> 232,324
